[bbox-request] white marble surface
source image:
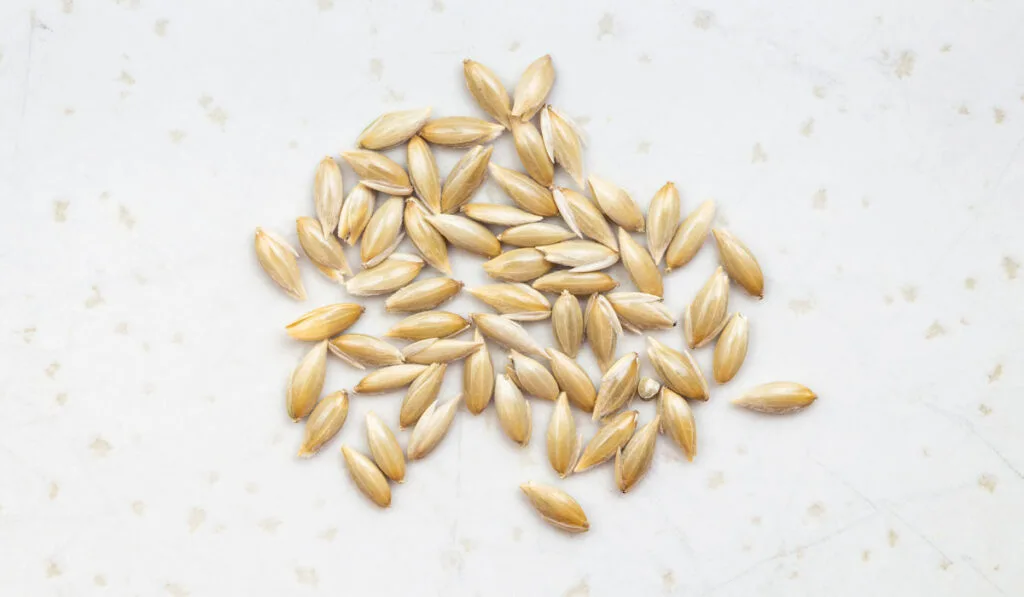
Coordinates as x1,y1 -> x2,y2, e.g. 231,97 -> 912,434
2,0 -> 1023,595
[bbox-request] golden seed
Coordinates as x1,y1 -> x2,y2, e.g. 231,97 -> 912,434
592,352 -> 640,420
665,200 -> 715,271
574,410 -> 637,473
618,227 -> 662,296
400,363 -> 447,428
385,276 -> 462,312
337,183 -> 376,246
498,222 -> 574,247
713,228 -> 765,298
511,55 -> 554,121
614,415 -> 660,493
463,59 -> 511,128
552,188 -> 617,250
519,482 -> 589,533
467,283 -> 551,321
483,248 -> 552,282
645,336 -> 709,401
341,149 -> 412,196
646,182 -> 680,265
508,350 -> 560,400
713,313 -> 749,384
404,198 -> 452,275
354,363 -> 430,394
329,334 -> 404,369
537,240 -> 619,272
356,107 -> 432,150
732,382 -> 816,414
584,293 -> 621,372
314,157 -> 344,236
420,116 -> 505,147
298,390 -> 349,457
495,374 -> 532,446
587,175 -> 644,232
441,145 -> 493,213
344,253 -> 424,296
341,445 -> 391,508
546,348 -> 597,413
637,377 -> 661,400
286,303 -> 365,341
540,106 -> 585,188
532,271 -> 618,295
407,136 -> 442,213
254,227 -> 306,300
551,290 -> 583,357
659,388 -> 696,461
385,311 -> 470,340
488,163 -> 558,216
403,338 -> 482,365
407,394 -> 462,460
463,329 -> 494,415
365,411 -> 405,483
547,393 -> 582,478
683,266 -> 730,348
511,118 -> 554,187
296,216 -> 352,277
472,313 -> 548,360
426,213 -> 501,257
360,196 -> 405,267
287,340 -> 328,421
461,203 -> 543,227
606,292 -> 676,332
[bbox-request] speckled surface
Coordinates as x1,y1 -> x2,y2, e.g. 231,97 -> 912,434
1,1 -> 1023,595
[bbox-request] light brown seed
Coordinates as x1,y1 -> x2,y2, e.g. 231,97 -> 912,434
592,352 -> 640,420
404,199 -> 452,275
587,175 -> 644,232
483,248 -> 552,282
552,188 -> 617,250
646,336 -> 709,401
472,313 -> 547,360
519,482 -> 589,533
463,59 -> 511,128
407,136 -> 442,213
498,222 -> 574,247
618,228 -> 662,296
427,213 -> 501,257
637,377 -> 661,400
732,382 -> 816,414
407,394 -> 462,460
646,182 -> 681,265
462,203 -> 543,227
337,183 -> 376,246
341,445 -> 391,508
683,266 -> 729,348
533,271 -> 618,295
441,145 -> 493,213
403,338 -> 482,365
296,216 -> 352,277
467,283 -> 551,321
488,163 -> 558,217
287,340 -> 328,421
546,348 -> 597,413
665,200 -> 715,271
286,303 -> 365,341
365,411 -> 405,482
356,107 -> 432,150
463,329 -> 494,415
713,313 -> 749,384
511,55 -> 554,121
552,290 -> 583,357
540,106 -> 585,188
341,150 -> 412,196
659,388 -> 696,461
511,118 -> 554,187
385,277 -> 462,312
508,350 -> 559,400
314,157 -> 344,236
254,227 -> 306,300
386,311 -> 470,340
344,254 -> 424,296
614,415 -> 660,493
584,293 -> 621,372
419,116 -> 505,147
298,390 -> 349,457
607,292 -> 676,332
547,393 -> 582,478
574,410 -> 637,473
360,196 -> 405,267
354,363 -> 430,394
713,228 -> 765,298
329,334 -> 404,369
400,363 -> 447,428
537,240 -> 619,272
495,374 -> 532,446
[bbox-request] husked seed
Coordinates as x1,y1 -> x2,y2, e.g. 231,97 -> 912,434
404,198 -> 452,275
732,382 -> 816,414
712,313 -> 748,384
467,283 -> 552,321
420,116 -> 505,147
533,271 -> 618,295
298,390 -> 349,457
407,136 -> 442,213
440,145 -> 493,214
341,150 -> 412,196
498,222 -> 575,247
463,59 -> 511,128
255,228 -> 306,301
511,55 -> 554,121
551,290 -> 583,357
488,163 -> 559,216
665,200 -> 715,271
386,311 -> 470,340
483,248 -> 552,282
646,182 -> 680,265
683,266 -> 729,348
385,277 -> 462,312
356,107 -> 432,150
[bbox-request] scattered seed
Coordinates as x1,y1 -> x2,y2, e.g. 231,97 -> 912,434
637,377 -> 660,400
440,145 -> 493,213
607,292 -> 675,332
547,393 -> 582,477
618,227 -> 662,296
407,135 -> 442,213
584,293 -> 621,372
574,410 -> 637,473
286,303 -> 365,341
519,482 -> 589,533
483,248 -> 552,282
357,107 -> 432,150
615,415 -> 660,493
337,183 -> 376,246
659,388 -> 695,461
732,382 -> 816,414
354,363 -> 429,394
508,350 -> 560,400
498,222 -> 574,247
588,175 -> 644,232
360,196 -> 405,267
488,163 -> 558,216
713,228 -> 764,298
463,329 -> 494,414
592,352 -> 640,420
385,311 -> 470,340
462,203 -> 543,227
427,213 -> 501,257
341,445 -> 391,508
467,283 -> 552,321
683,266 -> 729,348
404,198 -> 452,274
344,253 -> 424,296
511,55 -> 554,121
537,239 -> 619,272
385,277 -> 462,312
511,118 -> 554,187
546,348 -> 597,412
287,341 -> 328,421
495,374 -> 532,446
552,291 -> 583,357
255,227 -> 306,300
407,394 -> 462,460
341,149 -> 412,196
472,313 -> 548,360
533,271 -> 618,295
329,334 -> 404,369
314,157 -> 344,236
646,182 -> 680,265
296,216 -> 352,277
420,116 -> 505,147
665,200 -> 715,271
298,390 -> 349,457
645,336 -> 709,401
552,188 -> 617,250
713,313 -> 748,384
540,106 -> 585,188
400,363 -> 448,428
366,411 -> 406,482
463,59 -> 511,128
403,338 -> 482,365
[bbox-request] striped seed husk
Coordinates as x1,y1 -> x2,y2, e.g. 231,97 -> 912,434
472,313 -> 547,360
658,388 -> 696,461
427,213 -> 501,257
488,163 -> 558,217
637,377 -> 661,400
403,338 -> 482,365
314,157 -> 344,236
712,228 -> 764,298
296,216 -> 352,277
666,200 -> 715,271
732,382 -> 816,414
520,482 -> 589,533
286,303 -> 365,341
407,394 -> 462,460
540,106 -> 585,188
713,313 -> 748,384
483,248 -> 552,282
607,292 -> 676,332
341,150 -> 412,196
511,118 -> 554,187
255,228 -> 306,300
546,348 -> 597,413
337,183 -> 376,246
404,198 -> 452,275
618,227 -> 662,296
365,411 -> 405,482
357,107 -> 432,150
360,196 -> 405,268
463,329 -> 494,414
420,116 -> 505,147
537,240 -> 619,272
584,293 -> 621,372
440,145 -> 493,213
587,175 -> 644,232
400,362 -> 447,428
385,311 -> 470,340
552,188 -> 617,250
547,393 -> 582,478
533,271 -> 618,295
614,415 -> 660,493
645,336 -> 709,400
592,352 -> 640,420
683,266 -> 730,348
498,222 -> 575,247
495,374 -> 532,446
463,59 -> 511,128
461,203 -> 543,227
574,410 -> 637,473
344,254 -> 424,296
385,277 -> 462,312
298,390 -> 349,457
552,290 -> 583,357
329,334 -> 404,369
507,350 -> 559,400
354,363 -> 429,394
407,136 -> 442,213
287,340 -> 328,421
511,55 -> 554,121
467,283 -> 551,321
341,445 -> 391,508
646,182 -> 681,265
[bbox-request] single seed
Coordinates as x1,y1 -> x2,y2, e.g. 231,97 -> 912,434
407,394 -> 462,460
713,313 -> 749,384
404,198 -> 452,275
344,254 -> 424,296
462,203 -> 543,227
508,350 -> 560,400
427,214 -> 501,257
659,388 -> 696,461
400,363 -> 447,428
587,175 -> 644,232
354,363 -> 429,394
495,374 -> 532,446
483,248 -> 552,282
287,340 -> 328,421
329,334 -> 404,369
551,290 -> 583,357
614,415 -> 660,493
592,352 -> 640,420
637,377 -> 661,400
646,182 -> 680,265
488,163 -> 558,216
552,188 -> 617,250
537,240 -> 619,272
665,200 -> 715,271
467,283 -> 551,321
420,116 -> 505,147
584,293 -> 621,372
546,348 -> 597,412
286,303 -> 365,341
254,227 -> 306,300
645,336 -> 709,401
440,145 -> 493,213
403,338 -> 482,365
385,277 -> 462,312
732,382 -> 816,414
341,445 -> 391,508
341,150 -> 412,196
365,411 -> 405,483
407,136 -> 442,213
683,266 -> 729,348
337,183 -> 376,246
511,118 -> 554,187
472,313 -> 547,360
540,106 -> 585,188
606,292 -> 676,332
532,271 -> 618,295
360,196 -> 405,267
386,311 -> 470,340
511,55 -> 554,121
547,393 -> 582,477
463,59 -> 511,128
356,107 -> 432,150
574,410 -> 637,473
298,390 -> 349,457
463,329 -> 494,415
617,227 -> 662,296
519,482 -> 589,533
712,228 -> 765,298
296,216 -> 352,277
314,157 -> 344,236
498,222 -> 574,247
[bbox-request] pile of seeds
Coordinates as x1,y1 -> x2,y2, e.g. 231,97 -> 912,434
254,55 -> 817,533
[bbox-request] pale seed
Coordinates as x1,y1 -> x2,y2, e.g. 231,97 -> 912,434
385,277 -> 462,312
488,163 -> 558,216
511,55 -> 554,121
533,271 -> 618,295
537,241 -> 617,274
511,118 -> 554,187
314,157 -> 344,236
463,329 -> 494,415
584,293 -> 621,372
732,382 -> 816,414
495,374 -> 532,446
637,377 -> 661,400
472,313 -> 548,360
683,266 -> 729,348
344,253 -> 424,296
255,227 -> 306,300
329,334 -> 404,369
356,107 -> 432,150
508,350 -> 559,400
337,183 -> 376,246
286,303 -> 365,341
360,196 -> 405,267
463,59 -> 511,128
341,150 -> 412,196
618,227 -> 662,296
483,248 -> 552,282
713,313 -> 749,384
386,311 -> 470,340
551,290 -> 583,357
467,283 -> 551,321
427,213 -> 501,257
298,390 -> 349,457
407,394 -> 462,460
404,198 -> 452,275
287,340 -> 328,421
574,410 -> 637,473
498,222 -> 574,247
659,388 -> 696,461
407,136 -> 442,213
713,228 -> 765,298
665,200 -> 715,271
587,175 -> 644,232
540,106 -> 585,188
403,338 -> 482,365
547,393 -> 582,477
592,352 -> 640,420
546,348 -> 597,413
440,145 -> 493,213
365,411 -> 406,483
646,182 -> 680,265
462,203 -> 543,227
646,336 -> 709,401
400,363 -> 447,428
607,292 -> 676,332
519,482 -> 589,533
552,188 -> 617,250
354,363 -> 429,394
614,415 -> 660,493
420,116 -> 505,147
296,216 -> 352,277
341,445 -> 391,508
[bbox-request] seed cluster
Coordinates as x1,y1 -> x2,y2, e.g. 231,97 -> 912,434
254,55 -> 818,532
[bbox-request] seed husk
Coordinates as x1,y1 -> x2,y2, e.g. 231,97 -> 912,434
498,222 -> 574,247
341,149 -> 412,196
592,352 -> 640,420
584,293 -> 621,372
732,382 -> 816,414
507,350 -> 559,400
637,377 -> 660,400
658,388 -> 695,461
385,277 -> 462,312
298,390 -> 349,457
404,198 -> 452,275
540,106 -> 585,188
360,196 -> 405,267
463,59 -> 511,128
511,118 -> 554,187
407,135 -> 442,213
547,393 -> 582,477
537,240 -> 619,272
519,482 -> 589,533
314,263 -> 347,285
607,292 -> 676,332
314,157 -> 344,236
552,188 -> 617,250
483,248 -> 552,282
356,107 -> 432,150
427,213 -> 501,257
713,313 -> 748,384
337,183 -> 376,246
286,303 -> 365,341
341,445 -> 391,508
511,55 -> 554,121
574,410 -> 637,473
400,363 -> 447,428
403,338 -> 483,365
645,336 -> 709,401
407,394 -> 462,460
255,227 -> 306,300
365,411 -> 405,482
463,329 -> 494,414
296,216 -> 352,277
495,374 -> 532,446
683,266 -> 729,348
614,415 -> 660,493
587,175 -> 644,232
646,182 -> 681,265
666,200 -> 715,271
440,145 -> 493,213
546,348 -> 597,412
488,163 -> 558,217
344,254 -> 424,296
329,334 -> 404,369
354,363 -> 430,394
552,290 -> 583,357
618,227 -> 662,296
467,283 -> 551,321
386,311 -> 470,340
461,203 -> 543,227
533,271 -> 618,295
712,228 -> 764,298
420,116 -> 505,147
287,340 -> 328,421
472,313 -> 547,360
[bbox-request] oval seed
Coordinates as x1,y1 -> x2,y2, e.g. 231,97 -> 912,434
385,277 -> 462,312
420,116 -> 505,147
584,293 -> 621,372
344,254 -> 424,296
713,313 -> 749,384
286,303 -> 365,341
646,182 -> 680,265
617,227 -> 662,296
296,216 -> 352,276
354,363 -> 429,394
463,59 -> 511,128
607,292 -> 676,332
511,118 -> 554,187
386,311 -> 470,340
314,157 -> 344,236
360,196 -> 405,267
713,228 -> 765,298
287,341 -> 328,421
645,336 -> 708,401
341,149 -> 412,196
407,135 -> 442,213
483,248 -> 552,283
551,291 -> 583,357
508,350 -> 559,400
341,446 -> 391,508
427,214 -> 501,258
298,390 -> 349,457
511,54 -> 554,121
440,145 -> 493,214
488,163 -> 558,217
472,313 -> 547,360
732,382 -> 816,414
495,374 -> 532,446
592,352 -> 640,420
666,200 -> 715,271
356,107 -> 432,150
520,482 -> 589,533
587,175 -> 644,232
537,240 -> 619,272
540,106 -> 585,188
532,271 -> 618,295
403,338 -> 482,365
463,329 -> 494,415
329,334 -> 404,369
254,227 -> 306,300
400,363 -> 447,428
614,415 -> 660,493
337,183 -> 376,246
404,199 -> 452,275
366,411 -> 405,483
552,188 -> 617,250
574,410 -> 637,473
637,377 -> 661,400
546,348 -> 597,413
498,222 -> 575,247
659,388 -> 696,461
467,283 -> 551,321
461,203 -> 543,227
547,393 -> 582,478
683,266 -> 729,348
407,395 -> 461,460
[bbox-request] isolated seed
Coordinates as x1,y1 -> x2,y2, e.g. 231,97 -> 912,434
385,277 -> 462,312
467,283 -> 551,321
404,199 -> 452,275
538,240 -> 619,272
547,393 -> 582,477
407,395 -> 462,460
546,348 -> 597,412
495,374 -> 532,446
587,175 -> 644,232
483,248 -> 552,282
329,334 -> 404,369
533,271 -> 618,295
462,203 -> 543,227
472,313 -> 548,360
552,188 -> 617,250
427,214 -> 501,257
354,363 -> 429,394
403,338 -> 482,365
713,228 -> 764,298
341,150 -> 412,196
574,410 -> 637,473
344,254 -> 424,296
659,388 -> 696,461
585,294 -> 621,372
683,266 -> 729,348
286,303 -> 365,341
296,216 -> 352,277
357,107 -> 432,150
298,390 -> 349,457
420,116 -> 505,147
463,59 -> 511,127
713,313 -> 749,384
441,145 -> 493,213
511,118 -> 554,187
287,341 -> 328,421
732,382 -> 816,414
592,352 -> 640,420
615,415 -> 660,493
341,446 -> 391,508
386,311 -> 470,340
407,136 -> 442,213
646,336 -> 709,401
607,292 -> 676,332
314,157 -> 344,236
646,182 -> 680,265
360,196 -> 405,267
498,222 -> 574,247
511,55 -> 554,121
488,163 -> 558,216
519,482 -> 589,533
508,350 -> 559,400
254,228 -> 306,300
551,291 -> 583,357
463,329 -> 494,415
540,106 -> 585,188
666,200 -> 715,271
400,363 -> 447,428
337,183 -> 376,246
365,411 -> 405,482
618,228 -> 662,296
637,377 -> 660,400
